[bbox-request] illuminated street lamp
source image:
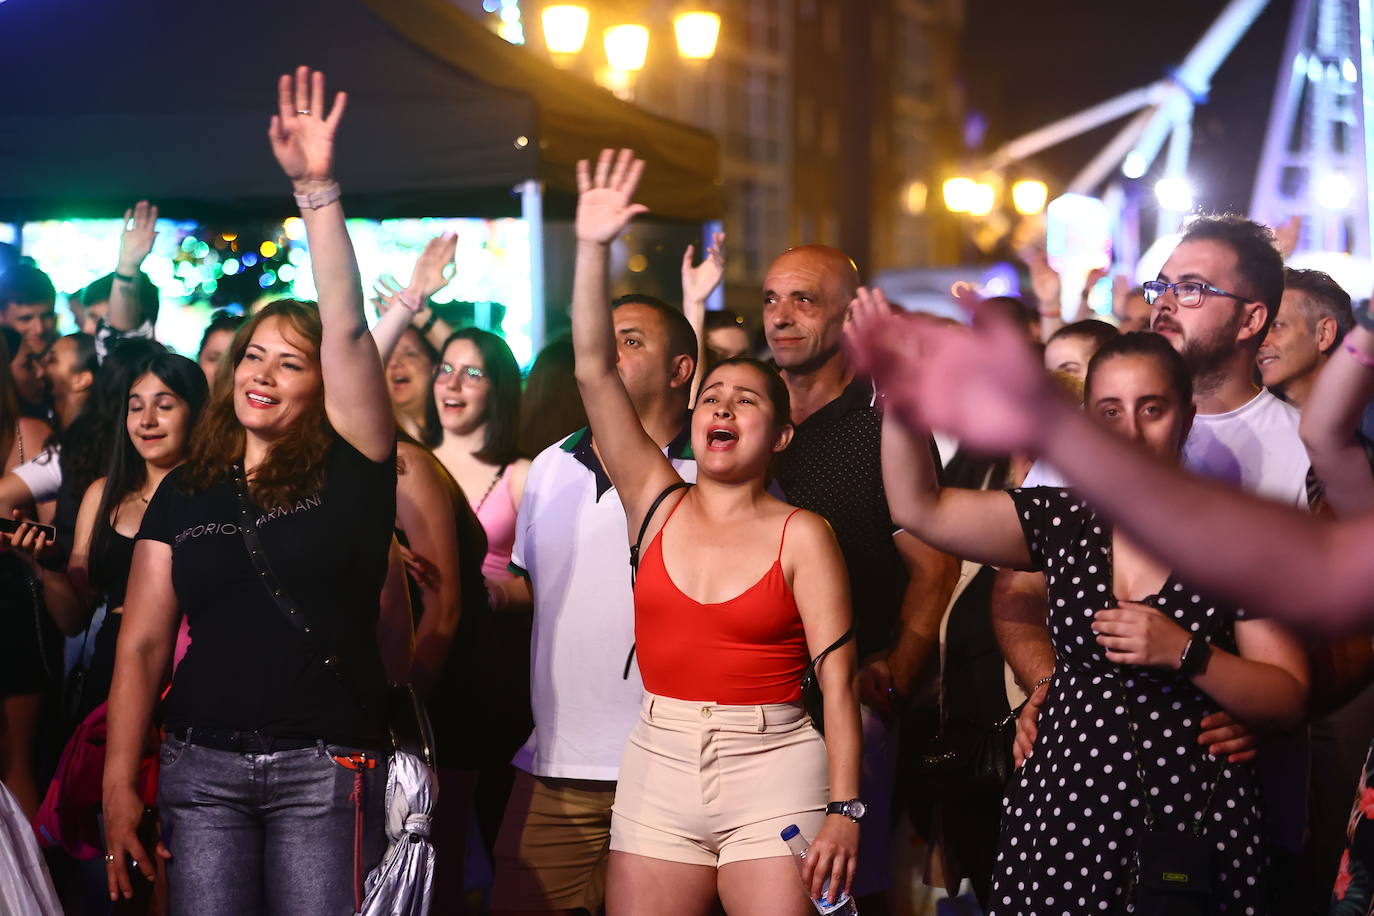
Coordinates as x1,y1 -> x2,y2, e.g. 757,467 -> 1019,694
674,11 -> 721,60
966,182 -> 997,217
943,177 -> 977,213
601,23 -> 650,101
542,4 -> 590,63
604,24 -> 650,72
1012,179 -> 1049,216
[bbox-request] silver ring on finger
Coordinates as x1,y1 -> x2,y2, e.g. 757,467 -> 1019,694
297,109 -> 310,116
129,859 -> 138,868
104,853 -> 115,863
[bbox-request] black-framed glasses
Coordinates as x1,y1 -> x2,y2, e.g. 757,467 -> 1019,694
1141,279 -> 1249,308
435,363 -> 487,384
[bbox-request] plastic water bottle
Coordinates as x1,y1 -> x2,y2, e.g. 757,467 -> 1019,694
780,824 -> 859,915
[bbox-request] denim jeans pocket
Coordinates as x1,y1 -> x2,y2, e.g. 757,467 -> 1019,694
159,734 -> 190,769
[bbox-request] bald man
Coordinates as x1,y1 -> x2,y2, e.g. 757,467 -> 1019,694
764,245 -> 959,913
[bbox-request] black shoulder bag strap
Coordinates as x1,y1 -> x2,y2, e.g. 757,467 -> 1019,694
622,481 -> 691,680
229,465 -> 434,767
799,625 -> 855,734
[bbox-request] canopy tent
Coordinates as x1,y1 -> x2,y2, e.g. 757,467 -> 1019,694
0,0 -> 721,222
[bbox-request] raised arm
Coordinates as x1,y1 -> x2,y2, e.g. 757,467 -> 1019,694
570,149 -> 681,533
107,201 -> 158,332
852,287 -> 1030,568
1300,324 -> 1374,515
372,232 -> 457,363
847,303 -> 1374,633
268,66 -> 393,462
681,231 -> 725,404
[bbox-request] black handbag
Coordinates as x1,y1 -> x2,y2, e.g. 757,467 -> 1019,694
912,702 -> 1021,789
230,465 -> 434,768
1133,827 -> 1213,916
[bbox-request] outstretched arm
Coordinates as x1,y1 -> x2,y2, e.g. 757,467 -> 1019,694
1300,325 -> 1374,515
846,304 -> 1374,633
108,201 -> 158,332
570,149 -> 682,535
853,287 -> 1030,569
681,231 -> 725,404
268,66 -> 393,462
372,233 -> 458,363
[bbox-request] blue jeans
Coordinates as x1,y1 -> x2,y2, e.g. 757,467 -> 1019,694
157,733 -> 389,916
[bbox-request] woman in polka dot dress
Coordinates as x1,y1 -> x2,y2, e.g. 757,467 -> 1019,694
857,307 -> 1311,914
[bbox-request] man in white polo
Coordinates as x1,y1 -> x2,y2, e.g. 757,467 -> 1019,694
492,294 -> 699,916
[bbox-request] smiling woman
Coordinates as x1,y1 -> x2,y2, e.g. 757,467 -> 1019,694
100,67 -> 406,916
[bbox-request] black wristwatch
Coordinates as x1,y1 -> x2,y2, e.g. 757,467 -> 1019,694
1177,635 -> 1213,678
826,799 -> 867,822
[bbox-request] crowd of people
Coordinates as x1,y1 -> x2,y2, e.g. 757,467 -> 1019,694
3,65 -> 1374,916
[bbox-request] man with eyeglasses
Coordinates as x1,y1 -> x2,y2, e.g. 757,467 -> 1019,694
1144,216 -> 1312,509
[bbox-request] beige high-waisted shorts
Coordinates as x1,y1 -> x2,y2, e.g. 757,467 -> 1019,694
609,693 -> 828,867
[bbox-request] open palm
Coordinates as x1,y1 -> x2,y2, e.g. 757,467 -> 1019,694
269,66 -> 347,186
575,148 -> 649,244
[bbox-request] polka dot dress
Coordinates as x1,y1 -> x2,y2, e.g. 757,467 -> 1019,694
988,488 -> 1266,915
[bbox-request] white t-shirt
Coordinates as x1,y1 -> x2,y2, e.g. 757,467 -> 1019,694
1022,390 -> 1311,508
1182,389 -> 1310,509
11,445 -> 63,503
509,426 -> 697,781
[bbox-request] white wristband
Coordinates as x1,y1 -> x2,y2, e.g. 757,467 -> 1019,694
293,183 -> 341,210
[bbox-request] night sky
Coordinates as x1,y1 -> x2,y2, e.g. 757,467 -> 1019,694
961,0 -> 1296,215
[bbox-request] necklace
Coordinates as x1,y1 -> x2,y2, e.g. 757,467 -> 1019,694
473,464 -> 507,513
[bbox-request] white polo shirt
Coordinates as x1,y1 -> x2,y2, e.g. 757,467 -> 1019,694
509,424 -> 697,782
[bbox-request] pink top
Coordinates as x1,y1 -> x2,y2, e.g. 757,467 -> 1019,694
473,468 -> 517,581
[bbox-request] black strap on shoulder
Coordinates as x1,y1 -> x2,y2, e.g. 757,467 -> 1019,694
629,481 -> 691,586
231,465 -> 315,638
622,481 -> 691,680
801,626 -> 855,687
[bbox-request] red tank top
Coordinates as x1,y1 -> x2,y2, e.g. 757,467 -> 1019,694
633,498 -> 809,704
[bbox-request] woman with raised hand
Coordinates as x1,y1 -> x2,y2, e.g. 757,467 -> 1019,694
372,232 -> 457,445
851,288 -> 1307,914
101,67 -> 402,915
572,149 -> 860,916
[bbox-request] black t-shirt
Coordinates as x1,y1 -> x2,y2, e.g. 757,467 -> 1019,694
139,437 -> 397,747
775,376 -> 909,659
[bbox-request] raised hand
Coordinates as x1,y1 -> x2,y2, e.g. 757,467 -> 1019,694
372,276 -> 415,315
575,148 -> 648,245
408,232 -> 458,302
1020,246 -> 1062,317
845,297 -> 1053,456
268,66 -> 347,189
117,201 -> 159,275
681,230 -> 725,304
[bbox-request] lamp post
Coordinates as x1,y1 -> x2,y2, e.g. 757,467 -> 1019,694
541,3 -> 590,66
533,5 -> 720,99
601,23 -> 650,101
